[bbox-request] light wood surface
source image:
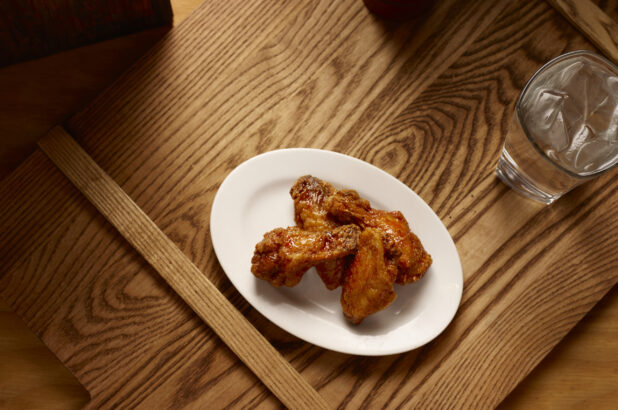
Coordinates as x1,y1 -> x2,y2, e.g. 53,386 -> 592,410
547,0 -> 618,65
500,286 -> 618,410
0,0 -> 617,408
38,126 -> 327,409
0,299 -> 89,409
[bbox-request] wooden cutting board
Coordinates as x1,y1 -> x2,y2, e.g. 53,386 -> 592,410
1,0 -> 616,408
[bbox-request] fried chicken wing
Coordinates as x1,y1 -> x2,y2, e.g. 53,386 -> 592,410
396,231 -> 433,284
290,176 -> 348,289
341,228 -> 397,324
326,189 -> 432,284
251,225 -> 360,287
251,175 -> 433,325
290,175 -> 338,231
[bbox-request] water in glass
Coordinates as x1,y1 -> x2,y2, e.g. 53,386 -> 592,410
497,51 -> 618,204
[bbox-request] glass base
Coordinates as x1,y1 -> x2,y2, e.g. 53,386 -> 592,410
496,152 -> 558,205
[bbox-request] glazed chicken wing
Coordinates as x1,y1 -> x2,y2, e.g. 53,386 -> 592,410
341,228 -> 397,324
251,175 -> 433,325
290,175 -> 338,231
251,225 -> 360,287
326,189 -> 432,284
290,176 -> 349,289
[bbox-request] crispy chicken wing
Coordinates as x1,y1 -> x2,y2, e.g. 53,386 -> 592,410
290,176 -> 349,289
290,175 -> 338,231
251,225 -> 360,287
252,175 -> 432,325
341,228 -> 397,324
326,189 -> 432,284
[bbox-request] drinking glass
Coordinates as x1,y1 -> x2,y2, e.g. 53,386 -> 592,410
496,50 -> 618,204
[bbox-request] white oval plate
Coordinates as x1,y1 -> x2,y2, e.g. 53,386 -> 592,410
210,149 -> 462,356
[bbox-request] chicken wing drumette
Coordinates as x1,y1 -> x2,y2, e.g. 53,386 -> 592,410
326,189 -> 432,284
251,225 -> 360,287
290,176 -> 351,289
290,175 -> 337,231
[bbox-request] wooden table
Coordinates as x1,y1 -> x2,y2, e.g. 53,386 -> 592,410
1,0 -> 617,408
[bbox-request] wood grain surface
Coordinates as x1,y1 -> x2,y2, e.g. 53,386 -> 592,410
0,28 -> 169,180
1,0 -> 617,408
547,0 -> 618,65
0,299 -> 89,410
499,286 -> 618,409
38,126 -> 327,410
0,0 -> 172,67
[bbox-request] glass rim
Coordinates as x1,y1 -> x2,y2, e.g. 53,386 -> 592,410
515,50 -> 618,179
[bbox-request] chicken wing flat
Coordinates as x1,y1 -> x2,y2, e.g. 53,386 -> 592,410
341,228 -> 397,324
251,225 -> 360,287
326,189 -> 432,284
290,175 -> 348,289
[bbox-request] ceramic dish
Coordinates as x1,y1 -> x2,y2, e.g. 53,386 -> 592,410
210,149 -> 462,355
